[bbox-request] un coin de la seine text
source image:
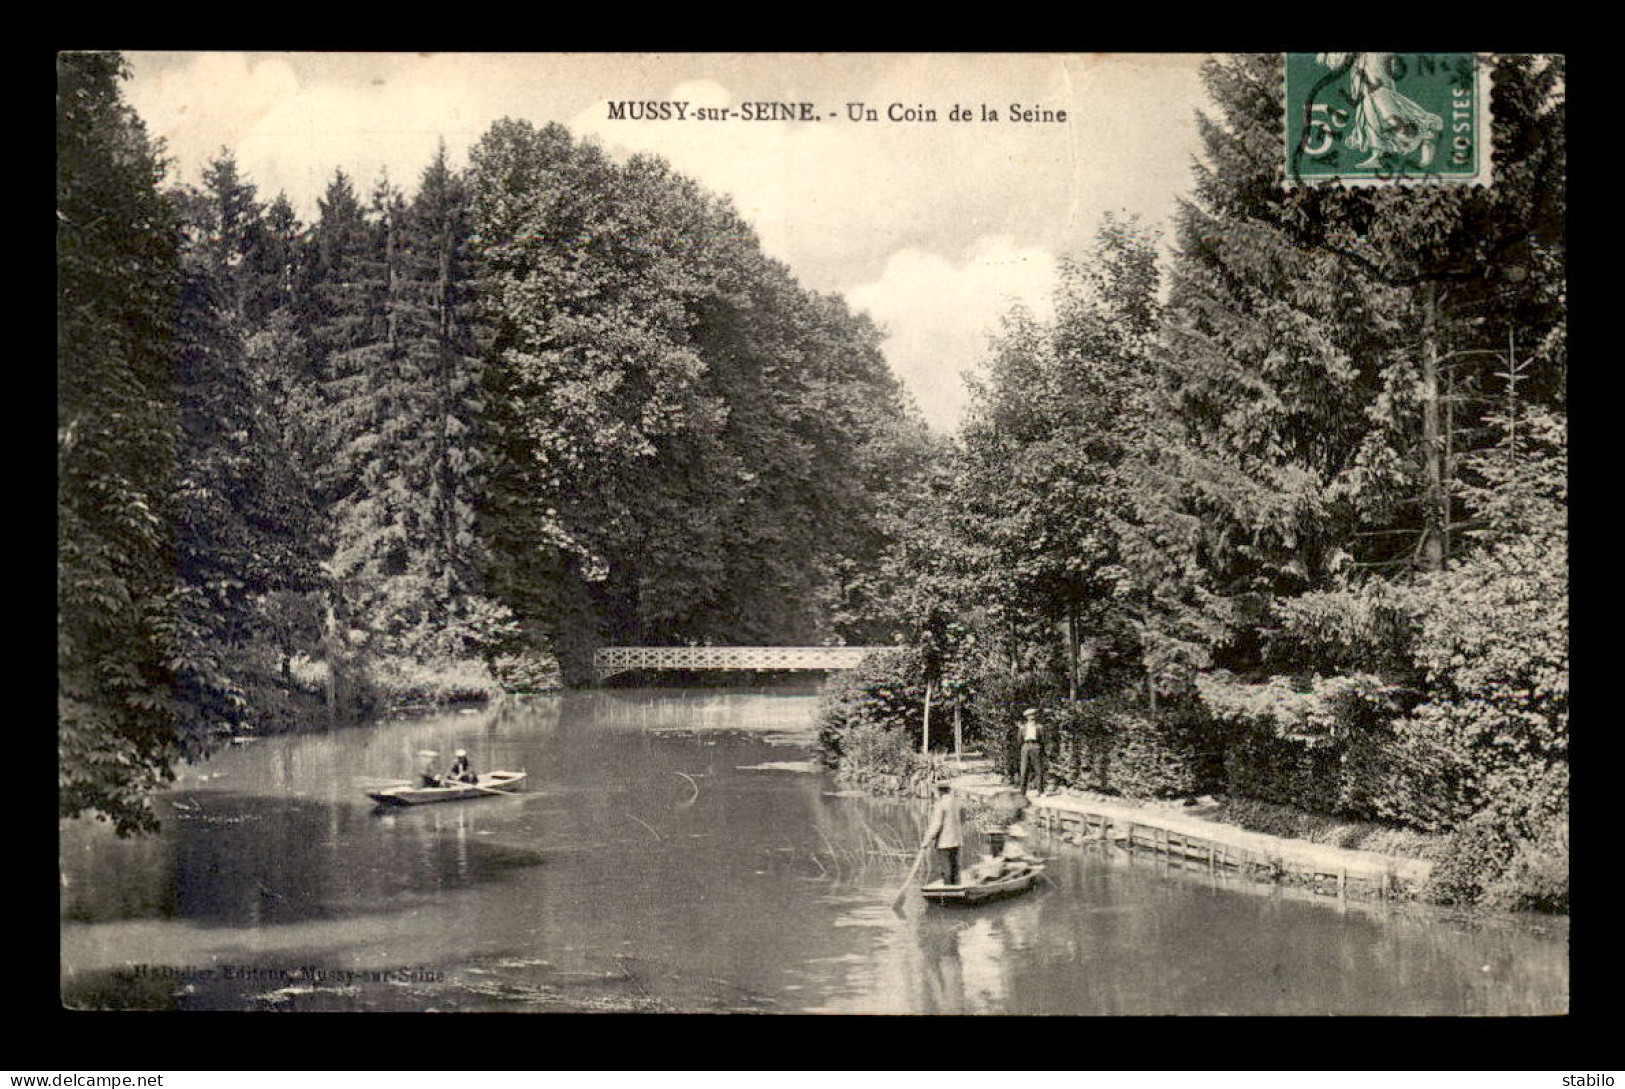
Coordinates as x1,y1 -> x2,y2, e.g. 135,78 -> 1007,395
606,100 -> 1068,124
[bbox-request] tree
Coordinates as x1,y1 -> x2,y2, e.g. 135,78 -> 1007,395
318,151 -> 498,662
934,216 -> 1164,697
467,120 -> 919,678
58,52 -> 185,834
1386,404 -> 1567,831
1142,54 -> 1565,691
170,154 -> 329,740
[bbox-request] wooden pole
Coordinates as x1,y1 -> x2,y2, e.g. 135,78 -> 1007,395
953,703 -> 962,766
891,845 -> 929,914
922,682 -> 933,756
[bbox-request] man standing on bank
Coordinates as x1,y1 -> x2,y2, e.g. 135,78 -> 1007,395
920,780 -> 963,886
1019,707 -> 1046,796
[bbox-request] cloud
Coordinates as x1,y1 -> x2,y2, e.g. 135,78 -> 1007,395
119,53 -> 1208,432
125,52 -> 532,210
125,53 -> 301,184
848,237 -> 1058,432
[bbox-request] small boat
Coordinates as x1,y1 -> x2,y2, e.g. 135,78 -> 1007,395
921,861 -> 1046,906
367,771 -> 527,806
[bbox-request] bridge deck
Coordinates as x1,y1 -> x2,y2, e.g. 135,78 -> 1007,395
594,645 -> 890,681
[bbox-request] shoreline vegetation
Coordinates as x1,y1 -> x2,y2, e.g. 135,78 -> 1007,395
816,651 -> 1566,916
806,57 -> 1566,921
227,651 -> 564,740
62,52 -> 1565,923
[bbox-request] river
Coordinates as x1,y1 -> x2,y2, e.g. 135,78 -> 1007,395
59,686 -> 1568,1014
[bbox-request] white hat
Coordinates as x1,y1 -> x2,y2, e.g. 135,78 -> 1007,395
455,749 -> 467,757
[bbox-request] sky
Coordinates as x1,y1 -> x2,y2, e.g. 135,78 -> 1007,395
123,52 -> 1213,431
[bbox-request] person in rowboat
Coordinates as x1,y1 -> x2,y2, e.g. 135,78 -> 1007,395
920,780 -> 963,886
447,749 -> 476,785
417,750 -> 443,788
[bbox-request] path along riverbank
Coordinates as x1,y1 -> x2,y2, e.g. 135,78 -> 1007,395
944,756 -> 1433,901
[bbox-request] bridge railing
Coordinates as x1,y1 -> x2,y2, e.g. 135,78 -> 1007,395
594,645 -> 892,681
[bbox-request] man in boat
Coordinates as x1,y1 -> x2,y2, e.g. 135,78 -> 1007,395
447,749 -> 476,785
920,780 -> 963,886
1018,708 -> 1046,796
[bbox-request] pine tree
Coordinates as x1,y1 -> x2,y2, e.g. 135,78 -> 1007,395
1142,54 -> 1565,688
171,155 -> 329,738
321,152 -> 496,661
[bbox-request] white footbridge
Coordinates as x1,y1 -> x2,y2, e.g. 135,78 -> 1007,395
593,645 -> 890,682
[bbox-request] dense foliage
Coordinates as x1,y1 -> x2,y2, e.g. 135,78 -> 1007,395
825,55 -> 1567,912
467,121 -> 919,681
58,54 -> 187,834
816,647 -> 930,762
58,58 -> 923,831
63,52 -> 1567,915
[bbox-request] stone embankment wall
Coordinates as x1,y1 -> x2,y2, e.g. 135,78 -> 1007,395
946,764 -> 1433,902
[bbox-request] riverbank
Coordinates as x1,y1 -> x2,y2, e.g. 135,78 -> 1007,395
938,753 -> 1437,901
240,652 -> 562,740
63,686 -> 1568,1014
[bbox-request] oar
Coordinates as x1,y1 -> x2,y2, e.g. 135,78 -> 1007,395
890,845 -> 930,914
461,768 -> 532,798
465,781 -> 525,798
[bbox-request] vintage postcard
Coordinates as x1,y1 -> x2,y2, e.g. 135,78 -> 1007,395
58,52 -> 1566,1018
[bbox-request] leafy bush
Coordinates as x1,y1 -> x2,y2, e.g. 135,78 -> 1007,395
1400,412 -> 1569,910
1482,817 -> 1568,913
1220,727 -> 1342,811
1267,582 -> 1420,675
1424,808 -> 1522,906
1108,701 -> 1224,798
366,655 -> 501,706
1382,532 -> 1567,828
489,649 -> 563,694
1041,700 -> 1114,790
816,647 -> 928,761
1422,762 -> 1568,910
831,723 -> 940,795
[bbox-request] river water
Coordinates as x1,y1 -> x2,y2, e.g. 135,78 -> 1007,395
59,686 -> 1568,1014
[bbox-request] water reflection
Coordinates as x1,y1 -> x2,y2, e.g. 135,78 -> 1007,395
60,687 -> 1567,1014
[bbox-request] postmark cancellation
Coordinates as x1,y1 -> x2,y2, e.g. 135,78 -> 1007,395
1285,52 -> 1492,187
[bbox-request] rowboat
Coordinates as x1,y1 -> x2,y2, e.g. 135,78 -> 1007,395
921,862 -> 1046,906
367,771 -> 526,806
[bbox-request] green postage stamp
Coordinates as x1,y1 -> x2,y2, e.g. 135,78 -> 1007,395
1285,52 -> 1491,186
